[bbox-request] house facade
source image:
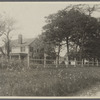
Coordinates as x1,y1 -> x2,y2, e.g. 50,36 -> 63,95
0,34 -> 37,67
0,34 -> 49,67
9,34 -> 34,60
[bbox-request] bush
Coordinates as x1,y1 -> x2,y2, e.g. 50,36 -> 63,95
0,58 -> 27,71
9,59 -> 28,71
0,58 -> 8,69
29,62 -> 44,69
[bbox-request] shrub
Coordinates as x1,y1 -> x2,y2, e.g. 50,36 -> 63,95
8,59 -> 28,71
0,58 -> 27,71
29,62 -> 44,69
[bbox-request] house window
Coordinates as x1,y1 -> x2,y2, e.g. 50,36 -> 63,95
30,47 -> 33,52
21,47 -> 25,52
40,48 -> 44,52
37,49 -> 39,53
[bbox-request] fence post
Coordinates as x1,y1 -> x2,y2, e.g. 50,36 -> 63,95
44,53 -> 46,68
81,59 -> 83,67
74,58 -> 77,67
92,61 -> 94,66
56,57 -> 58,68
97,59 -> 99,67
65,56 -> 69,67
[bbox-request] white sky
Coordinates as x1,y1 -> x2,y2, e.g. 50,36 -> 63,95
0,2 -> 70,40
0,2 -> 100,56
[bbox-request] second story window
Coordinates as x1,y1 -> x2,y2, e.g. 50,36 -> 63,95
30,47 -> 33,52
21,46 -> 25,52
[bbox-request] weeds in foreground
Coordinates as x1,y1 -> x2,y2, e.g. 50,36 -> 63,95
0,67 -> 99,96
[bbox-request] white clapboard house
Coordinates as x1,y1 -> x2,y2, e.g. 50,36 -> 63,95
0,34 -> 36,66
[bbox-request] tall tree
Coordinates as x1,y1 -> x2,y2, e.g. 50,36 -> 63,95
43,4 -> 100,65
43,13 -> 64,63
0,14 -> 16,59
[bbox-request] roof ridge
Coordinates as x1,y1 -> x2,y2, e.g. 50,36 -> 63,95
10,38 -> 34,47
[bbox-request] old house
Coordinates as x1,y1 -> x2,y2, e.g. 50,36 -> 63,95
0,34 -> 36,66
0,34 -> 49,66
10,34 -> 34,60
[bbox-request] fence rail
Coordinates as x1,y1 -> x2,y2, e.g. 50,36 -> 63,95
29,59 -> 100,68
0,58 -> 100,69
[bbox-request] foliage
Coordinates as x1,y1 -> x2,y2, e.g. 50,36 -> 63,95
0,67 -> 100,96
42,4 -> 100,62
0,13 -> 16,59
32,34 -> 56,59
0,58 -> 27,71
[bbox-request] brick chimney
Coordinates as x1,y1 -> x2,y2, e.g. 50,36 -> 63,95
18,34 -> 22,44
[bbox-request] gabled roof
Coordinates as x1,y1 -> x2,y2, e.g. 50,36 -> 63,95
10,38 -> 34,47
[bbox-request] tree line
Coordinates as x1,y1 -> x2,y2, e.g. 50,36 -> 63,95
40,4 -> 100,64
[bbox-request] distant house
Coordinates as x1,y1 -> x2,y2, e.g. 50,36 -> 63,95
8,34 -> 34,60
0,34 -> 37,66
0,34 -> 48,66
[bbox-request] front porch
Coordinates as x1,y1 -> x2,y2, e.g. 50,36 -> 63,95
10,53 -> 28,60
10,53 -> 30,67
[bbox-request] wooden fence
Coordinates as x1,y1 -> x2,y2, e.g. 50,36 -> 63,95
0,58 -> 100,69
29,59 -> 100,68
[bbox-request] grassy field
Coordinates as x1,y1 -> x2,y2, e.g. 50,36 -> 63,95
0,66 -> 100,96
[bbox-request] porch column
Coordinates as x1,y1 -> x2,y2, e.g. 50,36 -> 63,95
19,54 -> 21,60
27,54 -> 30,68
10,55 -> 12,60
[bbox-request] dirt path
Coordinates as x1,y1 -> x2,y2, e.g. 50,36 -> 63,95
75,82 -> 100,97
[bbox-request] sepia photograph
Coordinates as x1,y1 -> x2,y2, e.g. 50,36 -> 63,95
0,1 -> 100,97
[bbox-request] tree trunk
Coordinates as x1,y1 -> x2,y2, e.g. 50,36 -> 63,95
6,34 -> 10,60
0,47 -> 5,56
80,47 -> 82,61
57,44 -> 61,65
56,44 -> 61,67
80,37 -> 84,67
80,42 -> 83,61
66,37 -> 69,66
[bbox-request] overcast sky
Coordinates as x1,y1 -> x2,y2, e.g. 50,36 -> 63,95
0,2 -> 99,40
0,2 -> 70,40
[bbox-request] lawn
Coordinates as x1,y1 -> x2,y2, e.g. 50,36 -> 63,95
0,66 -> 100,96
